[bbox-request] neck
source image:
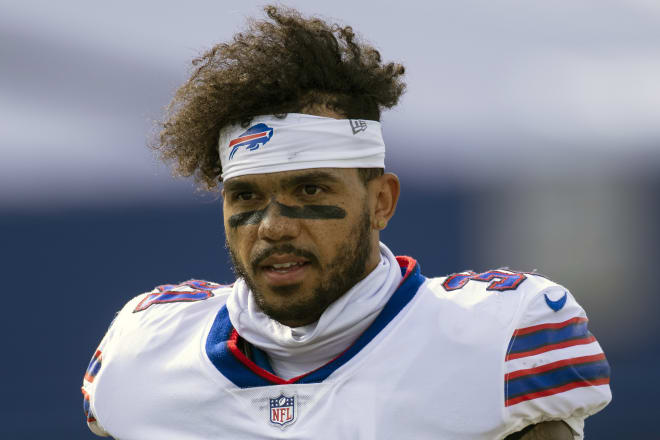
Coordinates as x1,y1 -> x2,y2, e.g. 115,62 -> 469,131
226,242 -> 403,380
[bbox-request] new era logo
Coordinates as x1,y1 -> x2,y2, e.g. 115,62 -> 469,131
349,119 -> 367,134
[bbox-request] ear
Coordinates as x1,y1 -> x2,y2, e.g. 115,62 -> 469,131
369,173 -> 400,230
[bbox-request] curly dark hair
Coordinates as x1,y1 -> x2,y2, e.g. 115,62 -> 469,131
155,5 -> 406,190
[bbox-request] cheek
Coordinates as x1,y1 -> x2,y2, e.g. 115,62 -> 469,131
311,217 -> 360,253
224,224 -> 254,259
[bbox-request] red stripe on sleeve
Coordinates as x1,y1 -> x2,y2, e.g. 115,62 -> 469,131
512,317 -> 588,337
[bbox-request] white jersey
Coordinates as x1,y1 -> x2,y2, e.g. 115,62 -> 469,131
82,257 -> 611,439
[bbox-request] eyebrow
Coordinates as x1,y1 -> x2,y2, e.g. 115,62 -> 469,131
222,180 -> 258,193
279,171 -> 343,188
223,171 -> 344,193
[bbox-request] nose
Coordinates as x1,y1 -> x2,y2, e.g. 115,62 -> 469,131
257,201 -> 301,242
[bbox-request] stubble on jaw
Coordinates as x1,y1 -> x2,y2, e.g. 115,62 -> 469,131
226,207 -> 373,326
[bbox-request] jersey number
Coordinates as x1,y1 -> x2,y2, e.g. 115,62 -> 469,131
442,270 -> 526,291
133,280 -> 219,312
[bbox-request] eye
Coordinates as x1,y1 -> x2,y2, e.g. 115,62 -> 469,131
235,192 -> 255,201
302,184 -> 322,196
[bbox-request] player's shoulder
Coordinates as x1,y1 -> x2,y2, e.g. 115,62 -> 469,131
424,268 -> 561,305
405,268 -> 566,340
101,279 -> 233,360
132,279 -> 232,311
115,279 -> 233,327
419,268 -> 580,333
420,267 -> 610,432
82,279 -> 233,436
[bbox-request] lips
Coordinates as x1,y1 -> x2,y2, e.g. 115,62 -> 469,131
260,252 -> 308,265
270,261 -> 306,271
258,254 -> 312,286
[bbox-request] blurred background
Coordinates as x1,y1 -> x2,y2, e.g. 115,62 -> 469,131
1,0 -> 658,438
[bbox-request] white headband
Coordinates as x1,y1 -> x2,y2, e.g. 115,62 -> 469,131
218,113 -> 385,181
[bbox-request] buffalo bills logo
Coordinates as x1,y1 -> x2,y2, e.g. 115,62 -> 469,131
228,123 -> 274,160
269,393 -> 295,428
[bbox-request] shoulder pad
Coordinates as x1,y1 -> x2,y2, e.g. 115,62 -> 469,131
132,279 -> 232,313
426,269 -> 558,304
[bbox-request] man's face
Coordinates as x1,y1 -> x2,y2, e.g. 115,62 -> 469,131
222,168 -> 376,327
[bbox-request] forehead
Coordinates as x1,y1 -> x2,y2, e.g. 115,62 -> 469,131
222,168 -> 358,191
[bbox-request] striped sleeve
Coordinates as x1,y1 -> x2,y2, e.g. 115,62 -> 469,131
80,293 -> 145,439
82,330 -> 113,437
504,285 -> 611,437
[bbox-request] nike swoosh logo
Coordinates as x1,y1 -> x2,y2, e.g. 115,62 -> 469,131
544,291 -> 567,312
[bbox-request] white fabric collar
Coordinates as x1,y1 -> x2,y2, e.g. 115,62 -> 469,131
226,242 -> 402,380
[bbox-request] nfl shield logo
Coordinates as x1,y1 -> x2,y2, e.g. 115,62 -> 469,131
269,393 -> 296,428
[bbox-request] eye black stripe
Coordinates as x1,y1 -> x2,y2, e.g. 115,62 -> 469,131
228,202 -> 346,228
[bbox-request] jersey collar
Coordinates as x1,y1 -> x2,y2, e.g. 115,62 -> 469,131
205,256 -> 425,388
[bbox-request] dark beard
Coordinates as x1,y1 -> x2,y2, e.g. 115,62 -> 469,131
227,209 -> 372,326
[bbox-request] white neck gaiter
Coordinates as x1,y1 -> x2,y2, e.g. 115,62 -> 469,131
226,242 -> 402,380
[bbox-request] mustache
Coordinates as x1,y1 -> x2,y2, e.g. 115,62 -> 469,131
251,243 -> 319,270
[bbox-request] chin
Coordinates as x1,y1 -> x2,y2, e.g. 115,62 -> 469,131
253,287 -> 324,326
269,282 -> 305,296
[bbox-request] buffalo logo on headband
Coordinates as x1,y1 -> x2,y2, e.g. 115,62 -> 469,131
228,123 -> 274,160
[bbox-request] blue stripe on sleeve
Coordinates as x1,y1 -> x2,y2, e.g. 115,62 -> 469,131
153,292 -> 210,301
508,322 -> 590,355
88,359 -> 102,376
507,359 -> 610,399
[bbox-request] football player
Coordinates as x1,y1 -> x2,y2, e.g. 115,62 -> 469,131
82,6 -> 610,439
